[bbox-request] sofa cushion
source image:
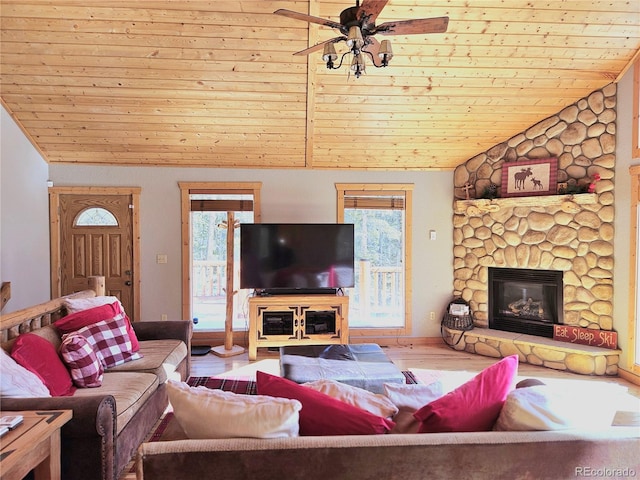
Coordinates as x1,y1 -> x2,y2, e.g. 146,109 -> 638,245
494,385 -> 590,431
167,379 -> 302,439
61,297 -> 140,352
256,371 -> 395,436
383,381 -> 444,411
0,348 -> 51,398
72,371 -> 159,434
10,333 -> 76,396
73,314 -> 142,368
60,333 -> 104,388
105,339 -> 187,384
303,379 -> 398,418
413,355 -> 518,433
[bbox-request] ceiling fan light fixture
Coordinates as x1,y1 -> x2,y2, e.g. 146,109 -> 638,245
378,40 -> 393,66
346,25 -> 364,49
274,2 -> 449,79
350,52 -> 366,77
322,42 -> 338,68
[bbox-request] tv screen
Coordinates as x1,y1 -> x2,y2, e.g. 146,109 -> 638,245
240,223 -> 355,293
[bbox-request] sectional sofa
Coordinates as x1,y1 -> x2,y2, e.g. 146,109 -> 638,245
136,427 -> 640,480
0,280 -> 192,480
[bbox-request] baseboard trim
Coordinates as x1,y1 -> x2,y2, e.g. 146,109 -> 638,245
618,367 -> 640,386
191,331 -> 442,349
348,336 -> 442,347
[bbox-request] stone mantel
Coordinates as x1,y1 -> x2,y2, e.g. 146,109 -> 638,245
454,193 -> 597,216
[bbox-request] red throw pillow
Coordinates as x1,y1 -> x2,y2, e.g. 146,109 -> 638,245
57,302 -> 140,352
256,371 -> 395,436
11,333 -> 76,396
60,333 -> 104,388
413,355 -> 519,433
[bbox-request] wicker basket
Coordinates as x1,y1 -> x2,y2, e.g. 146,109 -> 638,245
441,313 -> 474,331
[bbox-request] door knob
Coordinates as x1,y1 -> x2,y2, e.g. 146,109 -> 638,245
125,281 -> 132,286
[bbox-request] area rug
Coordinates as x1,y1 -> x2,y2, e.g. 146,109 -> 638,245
146,371 -> 418,443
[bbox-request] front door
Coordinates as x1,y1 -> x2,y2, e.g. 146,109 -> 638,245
50,187 -> 141,320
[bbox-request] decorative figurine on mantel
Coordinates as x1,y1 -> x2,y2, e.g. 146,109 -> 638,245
479,183 -> 499,200
557,173 -> 601,195
462,182 -> 474,199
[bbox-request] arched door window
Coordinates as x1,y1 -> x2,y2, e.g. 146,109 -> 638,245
75,207 -> 118,226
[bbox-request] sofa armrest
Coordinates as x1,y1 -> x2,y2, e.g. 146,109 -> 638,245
0,394 -> 116,439
132,320 -> 192,347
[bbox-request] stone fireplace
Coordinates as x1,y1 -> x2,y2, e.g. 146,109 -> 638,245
489,267 -> 563,338
444,84 -> 620,376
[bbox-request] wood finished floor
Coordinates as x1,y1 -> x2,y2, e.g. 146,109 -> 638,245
119,343 -> 640,480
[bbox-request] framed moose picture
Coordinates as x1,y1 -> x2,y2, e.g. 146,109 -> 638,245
501,158 -> 558,197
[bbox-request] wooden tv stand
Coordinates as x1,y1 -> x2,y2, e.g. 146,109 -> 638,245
248,294 -> 349,361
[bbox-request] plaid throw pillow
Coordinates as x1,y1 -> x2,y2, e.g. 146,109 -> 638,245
73,313 -> 142,368
60,333 -> 104,388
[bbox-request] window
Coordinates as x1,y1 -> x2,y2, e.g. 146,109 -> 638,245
179,183 -> 261,332
336,184 -> 413,336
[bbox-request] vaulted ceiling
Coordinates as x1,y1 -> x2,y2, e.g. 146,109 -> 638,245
1,1 -> 639,170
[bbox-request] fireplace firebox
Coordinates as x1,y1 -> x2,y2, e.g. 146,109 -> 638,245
488,267 -> 563,338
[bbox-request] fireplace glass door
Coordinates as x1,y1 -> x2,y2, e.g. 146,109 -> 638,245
489,268 -> 563,338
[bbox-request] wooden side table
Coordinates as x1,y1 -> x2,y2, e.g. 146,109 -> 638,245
0,410 -> 72,480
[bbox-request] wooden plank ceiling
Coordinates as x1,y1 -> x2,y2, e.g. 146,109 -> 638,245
1,1 -> 639,170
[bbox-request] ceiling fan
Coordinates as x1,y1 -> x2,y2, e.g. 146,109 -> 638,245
274,0 -> 449,77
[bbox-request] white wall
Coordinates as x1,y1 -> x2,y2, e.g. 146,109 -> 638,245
614,65 -> 640,371
46,164 -> 455,338
0,106 -> 51,311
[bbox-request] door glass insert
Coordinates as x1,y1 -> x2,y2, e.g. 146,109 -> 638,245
75,207 -> 118,226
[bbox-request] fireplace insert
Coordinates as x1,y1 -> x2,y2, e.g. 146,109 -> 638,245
488,267 -> 563,338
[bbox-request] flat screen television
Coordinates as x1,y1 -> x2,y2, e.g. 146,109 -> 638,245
240,223 -> 355,294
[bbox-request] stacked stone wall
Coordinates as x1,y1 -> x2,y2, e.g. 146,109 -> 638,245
452,84 -> 616,331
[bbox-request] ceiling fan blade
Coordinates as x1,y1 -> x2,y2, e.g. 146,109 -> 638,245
293,37 -> 346,56
274,9 -> 345,32
362,36 -> 383,67
375,16 -> 449,35
357,0 -> 389,26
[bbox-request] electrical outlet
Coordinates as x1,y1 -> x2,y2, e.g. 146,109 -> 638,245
161,314 -> 168,321
430,311 -> 436,321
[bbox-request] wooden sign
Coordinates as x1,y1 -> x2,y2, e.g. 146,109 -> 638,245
553,325 -> 617,350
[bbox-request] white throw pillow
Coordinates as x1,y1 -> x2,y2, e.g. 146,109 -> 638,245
0,348 -> 51,398
383,381 -> 444,411
303,379 -> 398,418
166,380 -> 302,439
494,385 -> 588,431
64,296 -> 123,314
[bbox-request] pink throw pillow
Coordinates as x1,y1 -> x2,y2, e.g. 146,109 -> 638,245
413,354 -> 519,433
74,314 -> 142,368
256,371 -> 395,436
11,333 -> 76,396
57,301 -> 140,352
60,333 -> 104,388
